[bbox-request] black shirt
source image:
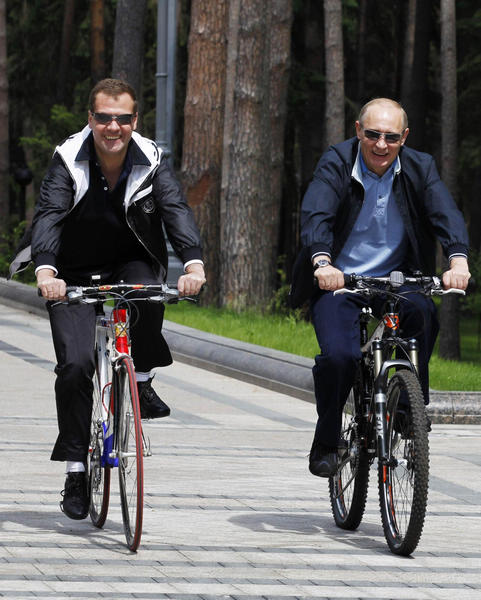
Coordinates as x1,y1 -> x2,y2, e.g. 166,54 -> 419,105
56,133 -> 150,282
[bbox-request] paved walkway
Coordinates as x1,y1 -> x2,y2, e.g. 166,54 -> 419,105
1,303 -> 481,599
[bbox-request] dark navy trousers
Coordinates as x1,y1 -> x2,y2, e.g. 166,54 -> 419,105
310,286 -> 439,448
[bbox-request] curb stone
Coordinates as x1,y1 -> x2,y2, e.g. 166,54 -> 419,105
0,277 -> 479,424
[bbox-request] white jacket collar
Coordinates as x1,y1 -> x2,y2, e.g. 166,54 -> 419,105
55,125 -> 163,207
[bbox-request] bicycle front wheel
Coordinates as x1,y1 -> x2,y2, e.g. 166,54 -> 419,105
378,370 -> 429,556
329,377 -> 370,530
89,365 -> 111,528
114,356 -> 144,552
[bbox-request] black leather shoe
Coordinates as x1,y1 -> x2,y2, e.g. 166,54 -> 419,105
60,472 -> 89,520
138,378 -> 170,419
309,443 -> 338,478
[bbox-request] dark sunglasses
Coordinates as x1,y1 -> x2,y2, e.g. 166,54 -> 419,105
363,128 -> 403,143
92,113 -> 135,126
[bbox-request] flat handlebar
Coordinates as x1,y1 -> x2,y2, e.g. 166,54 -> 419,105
335,271 -> 466,297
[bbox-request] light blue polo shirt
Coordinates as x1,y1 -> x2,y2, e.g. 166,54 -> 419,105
335,148 -> 407,276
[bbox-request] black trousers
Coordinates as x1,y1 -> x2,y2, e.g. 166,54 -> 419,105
47,260 -> 172,462
310,286 -> 439,448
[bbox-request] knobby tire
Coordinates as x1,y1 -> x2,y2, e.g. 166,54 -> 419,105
378,370 -> 429,556
329,375 -> 370,530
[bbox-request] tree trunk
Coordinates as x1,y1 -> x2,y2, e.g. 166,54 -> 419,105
438,0 -> 460,360
91,0 -> 106,85
293,0 -> 325,195
401,0 -> 416,103
0,0 -> 8,235
400,0 -> 431,150
57,0 -> 76,103
323,0 -> 344,145
221,0 -> 292,310
356,0 -> 367,100
180,0 -> 228,306
112,0 -> 147,94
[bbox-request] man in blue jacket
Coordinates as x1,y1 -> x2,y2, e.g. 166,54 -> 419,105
11,79 -> 206,519
294,98 -> 470,478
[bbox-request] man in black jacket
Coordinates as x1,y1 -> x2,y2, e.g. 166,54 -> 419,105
11,79 -> 206,519
292,98 -> 470,478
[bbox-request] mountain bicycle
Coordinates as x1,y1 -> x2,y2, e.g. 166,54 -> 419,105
64,280 -> 191,552
328,271 -> 465,556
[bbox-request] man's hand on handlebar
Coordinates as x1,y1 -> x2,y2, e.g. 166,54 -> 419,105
442,256 -> 470,291
177,263 -> 206,296
37,269 -> 67,301
314,263 -> 345,292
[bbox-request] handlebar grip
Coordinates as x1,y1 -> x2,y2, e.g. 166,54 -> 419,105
343,273 -> 356,288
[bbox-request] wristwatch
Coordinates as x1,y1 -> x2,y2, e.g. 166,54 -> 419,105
313,258 -> 331,271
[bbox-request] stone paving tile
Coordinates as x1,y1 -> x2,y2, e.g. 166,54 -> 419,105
1,304 -> 481,599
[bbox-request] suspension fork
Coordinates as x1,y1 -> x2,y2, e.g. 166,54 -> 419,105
372,339 -> 390,465
372,344 -> 416,465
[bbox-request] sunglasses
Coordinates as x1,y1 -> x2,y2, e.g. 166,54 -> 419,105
363,128 -> 403,143
92,113 -> 135,126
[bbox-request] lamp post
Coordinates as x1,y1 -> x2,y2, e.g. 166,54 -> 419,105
155,0 -> 183,282
155,0 -> 177,162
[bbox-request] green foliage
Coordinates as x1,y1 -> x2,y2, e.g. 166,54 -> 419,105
0,220 -> 35,283
266,256 -> 308,322
20,105 -> 85,189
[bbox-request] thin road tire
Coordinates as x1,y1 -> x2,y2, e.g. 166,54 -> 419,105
115,356 -> 144,552
88,364 -> 111,528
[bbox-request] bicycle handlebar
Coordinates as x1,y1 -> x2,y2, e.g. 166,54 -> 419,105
64,283 -> 193,305
335,271 -> 466,297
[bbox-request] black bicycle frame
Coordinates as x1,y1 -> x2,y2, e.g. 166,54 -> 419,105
361,297 -> 419,466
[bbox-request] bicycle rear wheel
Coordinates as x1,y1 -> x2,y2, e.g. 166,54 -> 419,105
114,356 -> 143,552
378,370 -> 429,556
88,364 -> 112,528
329,376 -> 370,530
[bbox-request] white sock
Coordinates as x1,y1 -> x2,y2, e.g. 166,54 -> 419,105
135,371 -> 151,383
66,461 -> 85,474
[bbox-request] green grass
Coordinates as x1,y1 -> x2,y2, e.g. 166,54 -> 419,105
165,302 -> 319,357
165,302 -> 481,392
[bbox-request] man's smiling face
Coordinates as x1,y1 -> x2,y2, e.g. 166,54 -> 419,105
355,102 -> 409,176
88,92 -> 137,161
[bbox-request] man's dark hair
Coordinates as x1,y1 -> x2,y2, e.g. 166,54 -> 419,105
89,78 -> 138,114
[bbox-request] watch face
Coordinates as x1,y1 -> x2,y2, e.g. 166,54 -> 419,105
314,259 -> 329,269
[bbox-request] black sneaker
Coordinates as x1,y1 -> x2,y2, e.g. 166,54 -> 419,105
309,442 -> 338,478
137,378 -> 170,419
60,472 -> 89,520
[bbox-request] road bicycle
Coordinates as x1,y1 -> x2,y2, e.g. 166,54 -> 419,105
64,280 -> 189,551
328,271 -> 464,555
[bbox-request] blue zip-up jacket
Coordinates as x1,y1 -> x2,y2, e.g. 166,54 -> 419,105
290,137 -> 469,307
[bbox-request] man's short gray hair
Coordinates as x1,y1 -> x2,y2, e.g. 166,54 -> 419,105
358,98 -> 408,130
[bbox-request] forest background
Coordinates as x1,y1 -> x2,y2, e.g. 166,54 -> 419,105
0,0 -> 480,362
